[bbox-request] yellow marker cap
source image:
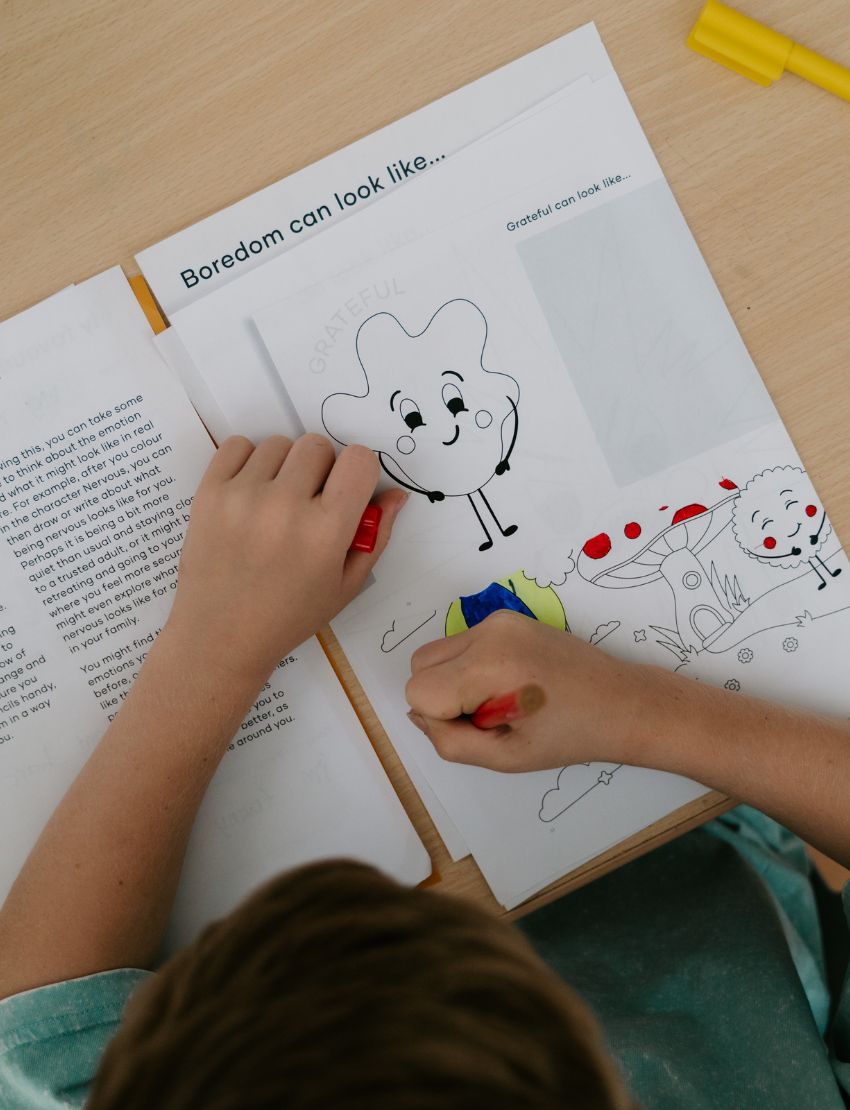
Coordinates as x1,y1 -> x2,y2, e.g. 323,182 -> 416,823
687,0 -> 850,101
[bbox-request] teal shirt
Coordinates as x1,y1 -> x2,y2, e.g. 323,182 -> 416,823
1,808 -> 848,1108
0,970 -> 151,1109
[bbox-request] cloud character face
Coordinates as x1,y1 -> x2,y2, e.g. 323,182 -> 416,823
732,465 -> 830,569
321,299 -> 520,497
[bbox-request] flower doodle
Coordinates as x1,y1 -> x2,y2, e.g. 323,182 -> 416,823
321,299 -> 520,551
732,465 -> 841,590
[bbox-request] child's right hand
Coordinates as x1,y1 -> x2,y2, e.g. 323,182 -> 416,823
405,611 -> 648,772
407,607 -> 850,873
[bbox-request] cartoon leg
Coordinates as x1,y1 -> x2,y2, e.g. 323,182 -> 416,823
467,494 -> 494,552
809,559 -> 828,590
813,554 -> 841,581
478,487 -> 518,538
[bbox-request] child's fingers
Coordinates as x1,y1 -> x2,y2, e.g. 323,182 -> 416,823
339,489 -> 406,595
409,628 -> 474,674
408,713 -> 517,771
201,436 -> 255,484
235,435 -> 293,481
405,655 -> 500,722
321,445 -> 380,534
278,433 -> 337,496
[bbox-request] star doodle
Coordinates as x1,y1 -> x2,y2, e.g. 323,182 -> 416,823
633,629 -> 647,643
597,770 -> 614,786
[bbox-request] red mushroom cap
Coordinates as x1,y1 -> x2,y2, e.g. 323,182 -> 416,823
671,503 -> 708,525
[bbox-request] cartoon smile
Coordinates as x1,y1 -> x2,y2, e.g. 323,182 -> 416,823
756,544 -> 802,559
442,425 -> 460,446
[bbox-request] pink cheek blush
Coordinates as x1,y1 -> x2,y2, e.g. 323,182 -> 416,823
763,536 -> 777,550
805,504 -> 817,517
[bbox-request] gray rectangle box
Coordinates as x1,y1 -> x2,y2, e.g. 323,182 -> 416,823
517,180 -> 774,486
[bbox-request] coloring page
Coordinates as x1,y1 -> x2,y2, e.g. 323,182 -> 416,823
252,82 -> 850,907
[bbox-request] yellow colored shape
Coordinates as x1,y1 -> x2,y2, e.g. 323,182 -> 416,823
687,0 -> 850,101
445,599 -> 468,638
445,570 -> 568,637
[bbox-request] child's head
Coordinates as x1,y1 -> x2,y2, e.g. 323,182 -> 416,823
88,860 -> 631,1109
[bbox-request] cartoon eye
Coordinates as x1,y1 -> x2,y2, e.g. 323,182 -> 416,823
784,499 -> 799,510
441,382 -> 467,417
763,536 -> 777,550
399,398 -> 424,431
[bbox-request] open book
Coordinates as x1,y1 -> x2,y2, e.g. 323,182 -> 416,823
138,23 -> 850,911
3,23 -> 848,929
0,270 -> 429,954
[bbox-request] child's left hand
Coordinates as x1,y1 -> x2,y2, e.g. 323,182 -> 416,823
165,434 -> 406,685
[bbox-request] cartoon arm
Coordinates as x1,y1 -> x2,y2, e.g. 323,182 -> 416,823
379,453 -> 445,502
495,395 -> 519,476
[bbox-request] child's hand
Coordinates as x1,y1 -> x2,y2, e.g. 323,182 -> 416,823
165,434 -> 406,683
405,611 -> 645,772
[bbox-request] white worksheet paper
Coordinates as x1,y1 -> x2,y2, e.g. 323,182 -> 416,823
251,78 -> 850,907
0,270 -> 429,951
141,25 -> 613,457
161,74 -> 633,861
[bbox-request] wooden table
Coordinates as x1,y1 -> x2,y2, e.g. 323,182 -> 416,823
3,0 -> 849,913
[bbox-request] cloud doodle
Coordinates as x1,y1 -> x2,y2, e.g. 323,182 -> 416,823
538,762 -> 623,823
589,620 -> 620,646
380,609 -> 437,653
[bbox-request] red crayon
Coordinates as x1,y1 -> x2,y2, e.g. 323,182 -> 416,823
349,505 -> 382,553
471,684 -> 546,730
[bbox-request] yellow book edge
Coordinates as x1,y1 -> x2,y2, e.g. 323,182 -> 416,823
129,273 -> 169,334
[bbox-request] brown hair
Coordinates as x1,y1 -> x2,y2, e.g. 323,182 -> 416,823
89,860 -> 632,1109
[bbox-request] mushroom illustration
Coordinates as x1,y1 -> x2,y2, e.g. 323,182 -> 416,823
578,493 -> 739,652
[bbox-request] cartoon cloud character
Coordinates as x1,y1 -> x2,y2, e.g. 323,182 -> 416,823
732,465 -> 840,590
321,299 -> 520,551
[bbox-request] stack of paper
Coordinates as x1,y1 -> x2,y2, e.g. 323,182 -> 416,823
136,23 -> 850,909
0,270 -> 429,951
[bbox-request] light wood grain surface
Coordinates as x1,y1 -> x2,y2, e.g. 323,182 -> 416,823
2,0 -> 849,914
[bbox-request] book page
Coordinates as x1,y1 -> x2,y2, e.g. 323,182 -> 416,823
0,269 -> 428,951
250,79 -> 850,907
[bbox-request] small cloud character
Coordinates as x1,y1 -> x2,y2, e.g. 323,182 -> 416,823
322,299 -> 520,551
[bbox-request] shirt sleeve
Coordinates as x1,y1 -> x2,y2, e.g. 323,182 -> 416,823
0,969 -> 152,1110
827,885 -> 850,1095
